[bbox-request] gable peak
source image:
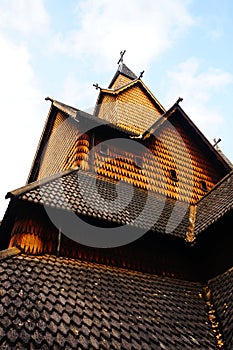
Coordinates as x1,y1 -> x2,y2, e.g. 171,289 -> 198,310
108,50 -> 138,88
108,63 -> 138,89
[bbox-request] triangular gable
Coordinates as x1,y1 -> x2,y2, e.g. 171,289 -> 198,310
27,100 -> 81,184
143,103 -> 231,173
96,78 -> 165,113
133,103 -> 232,205
95,79 -> 166,134
27,98 -> 108,184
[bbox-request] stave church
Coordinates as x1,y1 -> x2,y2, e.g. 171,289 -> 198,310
0,52 -> 232,349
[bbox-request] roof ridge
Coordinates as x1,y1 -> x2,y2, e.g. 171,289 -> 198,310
215,145 -> 233,169
102,78 -> 138,93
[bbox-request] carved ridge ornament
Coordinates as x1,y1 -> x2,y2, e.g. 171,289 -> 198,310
185,205 -> 197,244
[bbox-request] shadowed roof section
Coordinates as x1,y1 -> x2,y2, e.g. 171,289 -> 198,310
208,267 -> 233,348
7,168 -> 233,243
0,252 -> 219,349
195,170 -> 233,235
6,170 -> 191,240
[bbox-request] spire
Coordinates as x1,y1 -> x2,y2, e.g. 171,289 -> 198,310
108,50 -> 137,88
118,62 -> 137,80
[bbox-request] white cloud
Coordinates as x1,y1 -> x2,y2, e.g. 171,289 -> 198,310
59,73 -> 98,113
51,0 -> 195,72
164,58 -> 233,138
0,0 -> 50,219
0,35 -> 47,219
0,0 -> 49,35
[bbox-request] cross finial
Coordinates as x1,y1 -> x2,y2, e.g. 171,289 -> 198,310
213,138 -> 221,147
138,70 -> 144,79
93,83 -> 101,90
176,97 -> 183,104
117,50 -> 126,65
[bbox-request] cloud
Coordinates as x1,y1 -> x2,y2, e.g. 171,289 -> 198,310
51,0 -> 195,72
59,73 -> 98,113
0,35 -> 47,219
0,0 -> 49,35
0,0 -> 50,219
164,58 -> 233,137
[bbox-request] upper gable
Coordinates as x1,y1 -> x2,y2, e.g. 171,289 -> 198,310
143,108 -> 230,203
97,82 -> 164,135
110,74 -> 133,89
116,84 -> 164,134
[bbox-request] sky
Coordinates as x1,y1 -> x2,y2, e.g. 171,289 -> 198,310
0,0 -> 233,219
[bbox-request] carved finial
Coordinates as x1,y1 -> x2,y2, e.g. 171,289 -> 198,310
138,70 -> 145,79
213,138 -> 221,147
176,97 -> 183,104
185,205 -> 196,246
93,83 -> 101,90
45,96 -> 53,102
117,50 -> 126,65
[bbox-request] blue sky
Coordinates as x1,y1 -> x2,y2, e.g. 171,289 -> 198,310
0,0 -> 233,219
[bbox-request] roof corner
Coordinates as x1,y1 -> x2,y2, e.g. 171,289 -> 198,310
0,246 -> 21,260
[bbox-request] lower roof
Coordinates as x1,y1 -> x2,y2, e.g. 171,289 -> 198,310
194,169 -> 233,235
7,169 -> 191,241
6,169 -> 233,244
0,248 -> 225,349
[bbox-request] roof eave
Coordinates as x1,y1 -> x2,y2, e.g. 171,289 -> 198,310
7,169 -> 76,199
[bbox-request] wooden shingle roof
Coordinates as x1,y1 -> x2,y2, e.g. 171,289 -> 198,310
0,250 -> 226,349
6,170 -> 190,241
195,170 -> 233,235
6,168 -> 233,244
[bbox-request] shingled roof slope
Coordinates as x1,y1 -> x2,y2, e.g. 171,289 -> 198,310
7,160 -> 233,246
0,251 -> 219,349
143,103 -> 232,174
208,267 -> 233,349
7,170 -> 191,240
195,170 -> 233,235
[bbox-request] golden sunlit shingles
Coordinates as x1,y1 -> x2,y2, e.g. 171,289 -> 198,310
110,74 -> 132,89
98,83 -> 162,135
38,112 -> 80,179
63,134 -> 90,171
